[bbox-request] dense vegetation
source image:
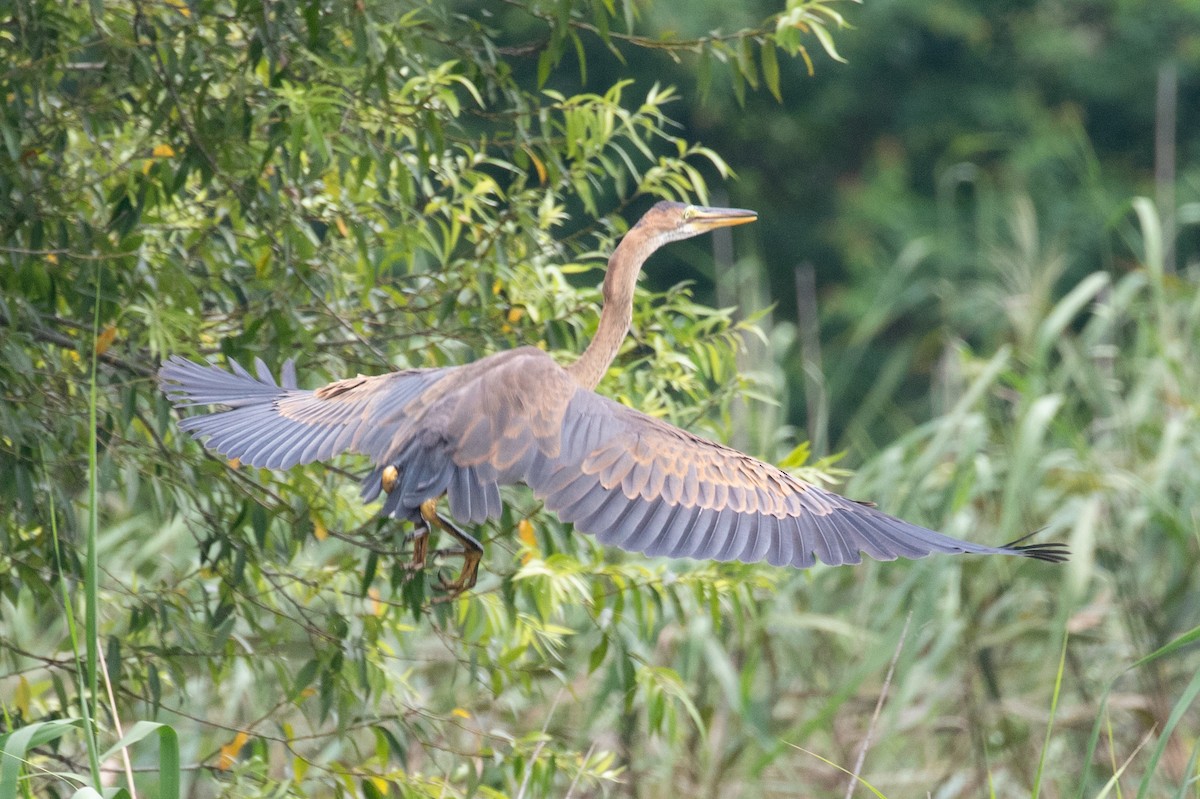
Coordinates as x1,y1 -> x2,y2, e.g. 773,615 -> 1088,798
2,1 -> 1199,797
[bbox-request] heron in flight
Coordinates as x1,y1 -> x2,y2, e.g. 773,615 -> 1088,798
160,202 -> 1067,592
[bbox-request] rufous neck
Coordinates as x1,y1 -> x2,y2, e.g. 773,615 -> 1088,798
565,233 -> 652,390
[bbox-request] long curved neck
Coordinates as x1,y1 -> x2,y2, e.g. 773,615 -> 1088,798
566,231 -> 657,390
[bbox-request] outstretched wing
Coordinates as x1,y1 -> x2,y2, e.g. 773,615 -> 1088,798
447,356 -> 1066,568
159,355 -> 448,468
162,352 -> 1066,569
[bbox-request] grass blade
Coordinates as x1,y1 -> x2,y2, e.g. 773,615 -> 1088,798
1135,668 -> 1200,799
1031,633 -> 1069,798
0,719 -> 84,798
99,722 -> 181,799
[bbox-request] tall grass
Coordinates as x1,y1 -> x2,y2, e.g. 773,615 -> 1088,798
5,194 -> 1197,798
833,196 -> 1200,795
0,266 -> 181,799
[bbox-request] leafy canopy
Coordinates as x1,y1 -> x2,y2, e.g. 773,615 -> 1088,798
1,1 -> 856,797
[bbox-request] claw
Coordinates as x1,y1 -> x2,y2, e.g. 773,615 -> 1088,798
435,550 -> 481,595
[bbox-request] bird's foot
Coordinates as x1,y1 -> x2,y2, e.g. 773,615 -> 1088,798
434,548 -> 482,595
416,497 -> 483,594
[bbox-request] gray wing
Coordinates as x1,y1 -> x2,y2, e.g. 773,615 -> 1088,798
447,357 -> 1067,568
162,352 -> 1066,568
158,355 -> 449,469
160,355 -> 509,525
543,391 -> 1066,567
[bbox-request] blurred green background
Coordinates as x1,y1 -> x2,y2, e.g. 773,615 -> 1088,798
2,0 -> 1199,797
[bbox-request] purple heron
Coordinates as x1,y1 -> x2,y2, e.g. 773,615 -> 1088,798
160,202 -> 1067,591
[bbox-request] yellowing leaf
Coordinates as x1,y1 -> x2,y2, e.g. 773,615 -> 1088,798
492,278 -> 503,296
526,147 -> 547,185
45,253 -> 58,265
335,217 -> 349,237
218,731 -> 250,770
94,325 -> 117,355
152,143 -> 176,158
312,514 -> 328,541
517,518 -> 537,564
506,307 -> 525,324
15,676 -> 31,715
451,707 -> 471,719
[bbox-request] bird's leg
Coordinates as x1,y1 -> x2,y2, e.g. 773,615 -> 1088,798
418,498 -> 483,593
381,465 -> 432,572
408,524 -> 430,572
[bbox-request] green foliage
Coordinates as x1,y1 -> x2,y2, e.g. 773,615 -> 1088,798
4,0 -> 1199,796
639,0 -> 1200,449
0,0 -> 853,796
837,197 -> 1200,795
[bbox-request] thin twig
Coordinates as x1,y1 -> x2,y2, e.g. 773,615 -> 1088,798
564,741 -> 597,799
516,687 -> 565,799
293,271 -> 393,366
0,311 -> 156,378
845,611 -> 912,799
497,0 -> 772,51
95,641 -> 138,799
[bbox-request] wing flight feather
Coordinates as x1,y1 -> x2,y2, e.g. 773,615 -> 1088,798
159,355 -> 448,469
456,364 -> 1067,568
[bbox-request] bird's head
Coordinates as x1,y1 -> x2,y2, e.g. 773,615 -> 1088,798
601,200 -> 758,306
581,199 -> 758,387
634,201 -> 758,244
